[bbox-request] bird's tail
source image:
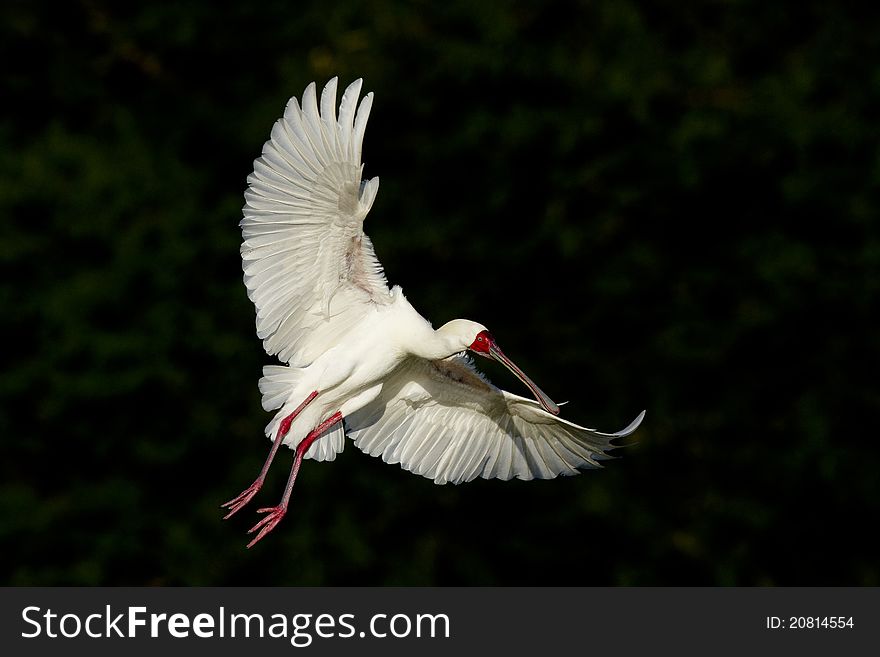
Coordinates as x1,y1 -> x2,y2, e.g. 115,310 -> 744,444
259,364 -> 305,412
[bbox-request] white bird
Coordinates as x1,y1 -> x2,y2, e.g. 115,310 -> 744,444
223,78 -> 645,547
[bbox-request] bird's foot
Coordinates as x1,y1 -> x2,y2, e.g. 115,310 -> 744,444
246,504 -> 288,548
221,480 -> 263,519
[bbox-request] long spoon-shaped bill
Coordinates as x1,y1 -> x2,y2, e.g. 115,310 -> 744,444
489,344 -> 560,415
468,330 -> 560,415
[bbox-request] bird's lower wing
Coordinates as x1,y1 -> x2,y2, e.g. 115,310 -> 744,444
241,78 -> 391,366
345,355 -> 645,485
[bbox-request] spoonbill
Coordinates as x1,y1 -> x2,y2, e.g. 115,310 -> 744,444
223,78 -> 645,547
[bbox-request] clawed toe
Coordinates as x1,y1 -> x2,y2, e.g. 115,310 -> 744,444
246,505 -> 287,548
221,482 -> 261,519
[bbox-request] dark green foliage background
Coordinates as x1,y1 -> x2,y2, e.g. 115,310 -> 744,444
2,0 -> 878,585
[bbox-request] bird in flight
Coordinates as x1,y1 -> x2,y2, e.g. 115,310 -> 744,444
223,78 -> 645,547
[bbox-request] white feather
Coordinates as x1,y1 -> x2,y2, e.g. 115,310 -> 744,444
345,355 -> 645,485
241,79 -> 391,367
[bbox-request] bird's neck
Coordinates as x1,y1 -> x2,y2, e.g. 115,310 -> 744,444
411,329 -> 460,361
388,289 -> 461,361
400,323 -> 460,361
396,318 -> 458,360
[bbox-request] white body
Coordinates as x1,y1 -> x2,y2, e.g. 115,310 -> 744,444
260,286 -> 426,453
241,78 -> 644,485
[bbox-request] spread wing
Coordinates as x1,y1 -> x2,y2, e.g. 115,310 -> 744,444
345,355 -> 646,485
241,78 -> 391,366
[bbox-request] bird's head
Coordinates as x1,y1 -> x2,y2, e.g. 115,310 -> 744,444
436,319 -> 560,415
436,319 -> 489,353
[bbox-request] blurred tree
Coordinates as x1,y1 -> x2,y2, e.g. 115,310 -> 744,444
1,0 -> 878,585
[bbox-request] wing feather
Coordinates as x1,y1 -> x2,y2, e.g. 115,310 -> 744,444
346,356 -> 645,485
338,79 -> 361,154
241,78 -> 391,366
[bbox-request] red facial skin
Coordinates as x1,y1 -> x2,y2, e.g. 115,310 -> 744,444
468,330 -> 494,355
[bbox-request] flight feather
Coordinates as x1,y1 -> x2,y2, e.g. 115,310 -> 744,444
241,78 -> 390,366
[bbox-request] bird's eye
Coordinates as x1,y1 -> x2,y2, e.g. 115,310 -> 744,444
477,336 -> 484,342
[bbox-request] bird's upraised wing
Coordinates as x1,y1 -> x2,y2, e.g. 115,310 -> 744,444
241,78 -> 391,366
345,356 -> 645,485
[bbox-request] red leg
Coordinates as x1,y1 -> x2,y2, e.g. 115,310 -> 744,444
222,390 -> 319,519
246,411 -> 343,548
